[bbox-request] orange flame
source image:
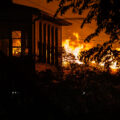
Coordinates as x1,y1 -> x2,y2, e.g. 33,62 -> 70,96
109,61 -> 119,74
62,33 -> 92,66
62,32 -> 120,74
116,48 -> 120,51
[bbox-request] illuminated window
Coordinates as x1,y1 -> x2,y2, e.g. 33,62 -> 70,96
12,31 -> 21,56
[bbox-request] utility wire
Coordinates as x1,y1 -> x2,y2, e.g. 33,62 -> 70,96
28,0 -> 56,15
20,0 -> 87,21
26,0 -> 96,28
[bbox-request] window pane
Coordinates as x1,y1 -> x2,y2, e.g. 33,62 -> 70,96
12,31 -> 21,39
12,39 -> 21,56
12,39 -> 21,47
12,47 -> 21,56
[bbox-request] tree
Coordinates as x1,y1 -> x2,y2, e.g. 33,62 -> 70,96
47,0 -> 120,44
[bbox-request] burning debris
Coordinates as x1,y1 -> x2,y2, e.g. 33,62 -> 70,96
62,33 -> 92,66
62,33 -> 120,74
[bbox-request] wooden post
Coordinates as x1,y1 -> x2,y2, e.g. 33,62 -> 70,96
21,30 -> 25,56
55,27 -> 58,65
47,24 -> 50,64
29,22 -> 33,56
51,26 -> 54,64
43,23 -> 46,63
9,29 -> 12,56
34,21 -> 36,60
39,22 -> 42,62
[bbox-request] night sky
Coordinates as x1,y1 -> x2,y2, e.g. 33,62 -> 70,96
13,0 -> 118,49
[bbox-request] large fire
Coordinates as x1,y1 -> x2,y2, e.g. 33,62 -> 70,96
62,33 -> 92,65
62,33 -> 120,74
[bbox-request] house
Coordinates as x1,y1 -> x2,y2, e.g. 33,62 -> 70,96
0,0 -> 71,72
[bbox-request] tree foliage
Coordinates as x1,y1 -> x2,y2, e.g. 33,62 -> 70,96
47,0 -> 120,43
79,43 -> 120,69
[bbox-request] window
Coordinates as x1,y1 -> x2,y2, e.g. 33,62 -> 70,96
12,31 -> 21,56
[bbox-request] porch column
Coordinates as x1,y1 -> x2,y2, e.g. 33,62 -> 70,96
43,23 -> 47,63
9,30 -> 12,56
47,24 -> 50,64
28,22 -> 33,56
55,27 -> 58,65
21,30 -> 25,56
39,22 -> 43,62
51,26 -> 55,64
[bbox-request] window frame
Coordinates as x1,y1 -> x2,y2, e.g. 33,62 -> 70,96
12,31 -> 22,56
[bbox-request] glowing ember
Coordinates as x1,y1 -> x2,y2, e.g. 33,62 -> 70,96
99,62 -> 105,67
91,61 -> 96,64
110,61 -> 117,69
116,48 -> 120,51
109,61 -> 119,74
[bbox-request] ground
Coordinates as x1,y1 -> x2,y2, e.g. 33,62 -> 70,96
0,56 -> 120,119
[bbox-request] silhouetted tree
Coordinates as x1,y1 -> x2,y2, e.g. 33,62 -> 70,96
47,0 -> 120,44
46,0 -> 120,68
0,0 -> 12,7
